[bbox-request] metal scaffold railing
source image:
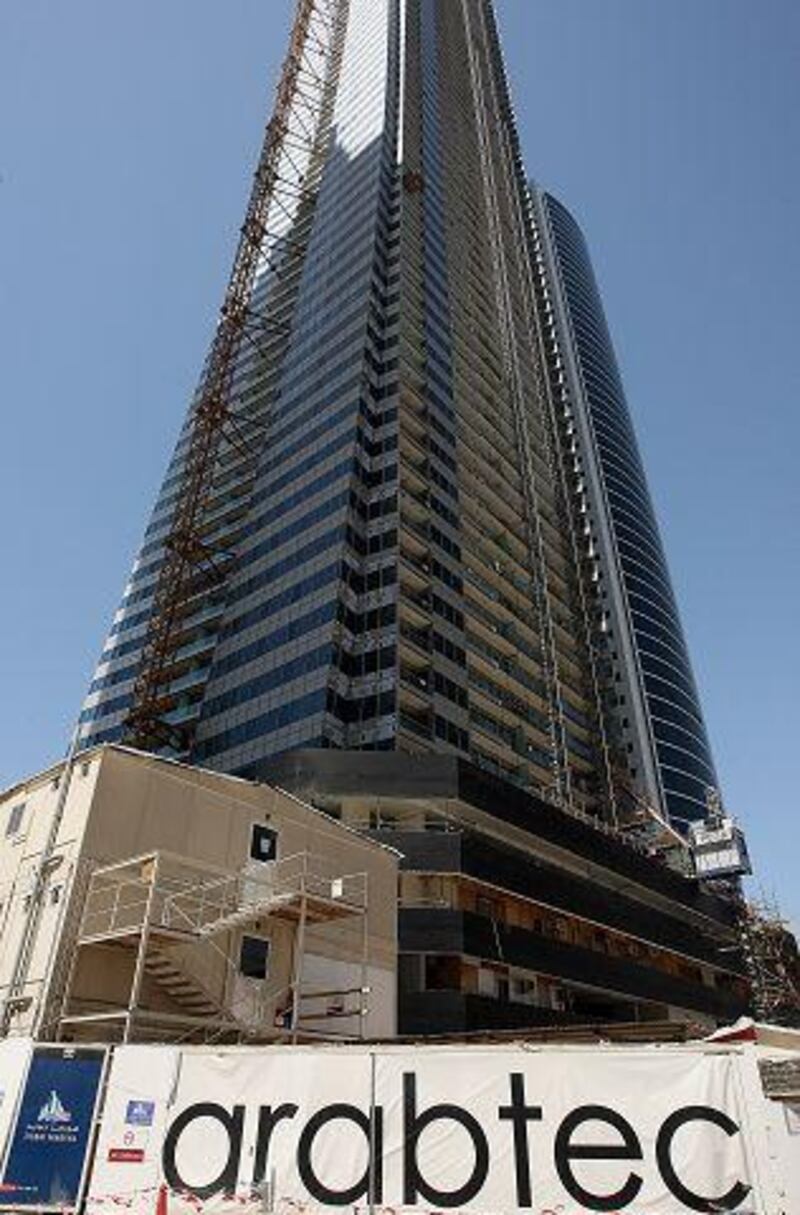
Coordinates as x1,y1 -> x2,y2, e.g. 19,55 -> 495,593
738,896 -> 800,1025
56,849 -> 370,1046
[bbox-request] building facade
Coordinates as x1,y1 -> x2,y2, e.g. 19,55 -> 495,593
263,750 -> 748,1032
79,7 -> 720,838
529,188 -> 718,825
0,746 -> 397,1043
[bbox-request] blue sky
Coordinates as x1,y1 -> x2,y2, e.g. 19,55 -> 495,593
1,1 -> 798,926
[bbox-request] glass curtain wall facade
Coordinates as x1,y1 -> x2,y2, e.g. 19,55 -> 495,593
529,188 -> 718,824
79,0 -> 718,829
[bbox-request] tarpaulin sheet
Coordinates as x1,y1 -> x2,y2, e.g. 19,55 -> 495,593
85,1044 -> 179,1213
85,1043 -> 757,1213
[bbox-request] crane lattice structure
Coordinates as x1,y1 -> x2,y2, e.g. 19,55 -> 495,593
124,0 -> 347,752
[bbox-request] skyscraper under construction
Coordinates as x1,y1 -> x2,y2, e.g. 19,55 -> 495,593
80,0 -> 716,829
76,0 -> 749,1030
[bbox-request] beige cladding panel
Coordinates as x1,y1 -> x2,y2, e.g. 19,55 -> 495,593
0,747 -> 399,1041
83,750 -> 397,956
0,759 -> 101,1031
0,755 -> 100,881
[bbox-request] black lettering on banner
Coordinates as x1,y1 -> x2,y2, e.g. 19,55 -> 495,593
498,1072 -> 543,1208
253,1103 -> 298,1185
162,1102 -> 244,1199
403,1072 -> 489,1208
656,1106 -> 751,1213
554,1104 -> 643,1212
297,1102 -> 383,1206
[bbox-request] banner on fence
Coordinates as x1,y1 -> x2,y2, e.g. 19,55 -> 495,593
86,1043 -> 758,1214
86,1044 -> 179,1212
0,1046 -> 105,1211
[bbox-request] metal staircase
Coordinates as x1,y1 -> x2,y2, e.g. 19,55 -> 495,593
56,849 -> 370,1045
144,949 -> 226,1020
184,893 -> 296,939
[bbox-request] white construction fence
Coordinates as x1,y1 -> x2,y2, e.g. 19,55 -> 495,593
0,1031 -> 798,1213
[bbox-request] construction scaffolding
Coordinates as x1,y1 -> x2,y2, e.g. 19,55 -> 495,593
56,850 -> 370,1045
738,896 -> 800,1026
124,0 -> 347,752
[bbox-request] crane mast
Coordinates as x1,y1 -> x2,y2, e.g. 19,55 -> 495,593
124,0 -> 347,751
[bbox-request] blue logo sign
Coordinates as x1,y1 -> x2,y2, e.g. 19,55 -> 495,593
37,1090 -> 72,1125
125,1099 -> 155,1127
0,1048 -> 104,1207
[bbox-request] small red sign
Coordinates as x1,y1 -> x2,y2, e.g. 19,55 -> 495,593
108,1147 -> 145,1163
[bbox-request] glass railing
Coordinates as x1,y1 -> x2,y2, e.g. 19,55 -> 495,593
399,712 -> 432,740
168,666 -> 212,695
400,623 -> 431,652
162,701 -> 202,726
470,709 -> 516,749
183,602 -> 225,631
174,635 -> 217,663
466,631 -> 507,668
399,513 -> 430,545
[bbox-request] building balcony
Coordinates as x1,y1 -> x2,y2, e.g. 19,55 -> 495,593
382,830 -> 745,977
174,634 -> 217,664
258,752 -> 743,939
162,701 -> 202,727
399,711 -> 433,741
182,600 -> 225,632
399,622 -> 432,656
168,666 -> 212,696
399,990 -> 587,1036
399,908 -> 746,1022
